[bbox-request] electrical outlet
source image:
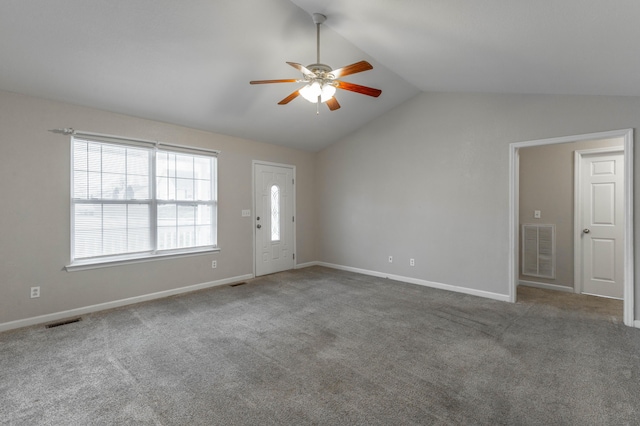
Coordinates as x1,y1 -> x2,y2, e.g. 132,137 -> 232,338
388,256 -> 393,263
30,286 -> 40,298
410,258 -> 415,267
211,260 -> 217,269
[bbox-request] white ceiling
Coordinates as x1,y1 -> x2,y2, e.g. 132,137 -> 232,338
2,1 -> 640,151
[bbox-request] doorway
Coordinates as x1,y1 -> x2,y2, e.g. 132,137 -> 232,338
509,129 -> 634,326
253,161 -> 295,276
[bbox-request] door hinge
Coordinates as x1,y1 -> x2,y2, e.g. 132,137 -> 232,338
292,178 -> 295,185
293,253 -> 295,260
292,216 -> 295,222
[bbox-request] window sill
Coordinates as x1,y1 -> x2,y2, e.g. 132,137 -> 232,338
65,247 -> 221,272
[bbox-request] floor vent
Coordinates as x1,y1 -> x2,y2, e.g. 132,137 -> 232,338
46,318 -> 82,328
229,282 -> 246,287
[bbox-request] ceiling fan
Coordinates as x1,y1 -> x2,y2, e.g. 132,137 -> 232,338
250,13 -> 381,113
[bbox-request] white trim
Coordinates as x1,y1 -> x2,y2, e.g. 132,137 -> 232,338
634,320 -> 640,329
581,292 -> 623,301
509,129 -> 631,149
508,143 -> 519,303
623,134 -> 635,327
518,280 -> 574,293
252,160 -> 296,277
509,129 -> 634,327
66,247 -> 221,272
295,261 -> 320,269
318,262 -> 510,302
0,274 -> 253,333
573,147 -> 624,295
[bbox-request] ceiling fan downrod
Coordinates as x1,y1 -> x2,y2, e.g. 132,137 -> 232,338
313,13 -> 326,65
312,13 -> 326,112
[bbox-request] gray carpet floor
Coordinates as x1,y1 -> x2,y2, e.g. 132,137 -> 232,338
1,266 -> 639,425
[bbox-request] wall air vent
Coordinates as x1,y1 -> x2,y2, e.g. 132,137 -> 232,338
522,224 -> 555,279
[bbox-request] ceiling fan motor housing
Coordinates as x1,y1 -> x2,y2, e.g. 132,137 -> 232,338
306,63 -> 336,81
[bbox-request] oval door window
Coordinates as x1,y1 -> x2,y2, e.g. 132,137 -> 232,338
271,184 -> 280,241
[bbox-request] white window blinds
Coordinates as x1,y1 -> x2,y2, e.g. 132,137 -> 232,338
70,135 -> 217,265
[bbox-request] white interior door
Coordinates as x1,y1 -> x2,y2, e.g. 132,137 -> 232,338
254,163 -> 295,276
578,150 -> 624,299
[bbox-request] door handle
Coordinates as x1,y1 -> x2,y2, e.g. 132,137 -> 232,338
257,224 -> 261,229
583,228 -> 590,234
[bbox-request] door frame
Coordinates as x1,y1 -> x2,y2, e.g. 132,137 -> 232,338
574,147 -> 624,297
508,129 -> 634,326
252,160 -> 296,277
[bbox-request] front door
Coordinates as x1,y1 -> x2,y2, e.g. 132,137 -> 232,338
254,162 -> 295,276
578,150 -> 624,299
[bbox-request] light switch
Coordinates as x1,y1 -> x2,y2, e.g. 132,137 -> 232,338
534,210 -> 541,219
241,209 -> 251,217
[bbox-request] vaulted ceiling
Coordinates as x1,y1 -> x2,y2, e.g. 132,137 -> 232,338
2,1 -> 639,151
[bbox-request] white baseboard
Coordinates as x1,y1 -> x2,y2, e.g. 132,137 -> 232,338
317,262 -> 510,302
295,261 -> 320,269
0,273 -> 254,333
634,320 -> 640,329
518,280 -> 574,293
5,265 -> 629,333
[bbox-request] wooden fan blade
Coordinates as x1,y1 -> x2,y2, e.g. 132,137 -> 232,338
336,81 -> 382,97
250,79 -> 298,84
287,62 -> 316,77
278,90 -> 301,105
331,61 -> 373,78
326,97 -> 340,111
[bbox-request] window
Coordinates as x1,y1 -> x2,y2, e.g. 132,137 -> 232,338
70,135 -> 217,268
270,184 -> 280,241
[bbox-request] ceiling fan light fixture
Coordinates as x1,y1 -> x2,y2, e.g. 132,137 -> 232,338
320,84 -> 336,102
300,82 -> 336,104
299,81 -> 322,102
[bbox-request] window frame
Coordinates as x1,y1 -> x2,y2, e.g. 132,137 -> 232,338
66,133 -> 219,271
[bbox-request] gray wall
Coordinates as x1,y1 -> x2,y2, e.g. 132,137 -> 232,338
0,90 -> 317,325
316,92 -> 640,319
3,88 -> 640,327
518,138 -> 623,289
